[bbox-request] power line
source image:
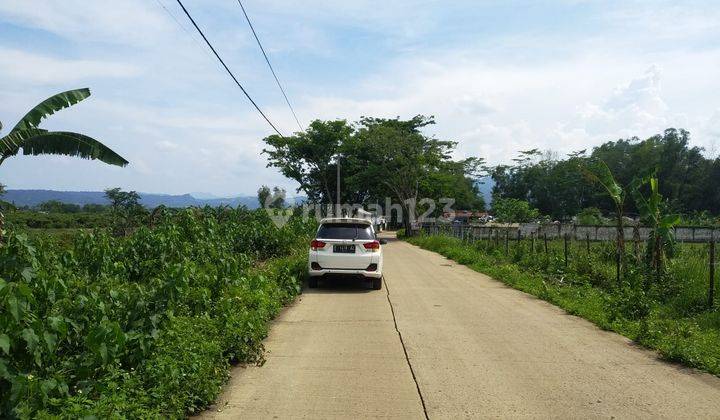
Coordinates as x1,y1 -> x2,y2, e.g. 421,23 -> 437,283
236,0 -> 303,132
174,0 -> 284,137
154,0 -> 216,62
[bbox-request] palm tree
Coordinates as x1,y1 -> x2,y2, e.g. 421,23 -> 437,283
0,88 -> 128,167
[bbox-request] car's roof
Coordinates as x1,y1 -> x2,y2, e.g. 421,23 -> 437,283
319,217 -> 372,225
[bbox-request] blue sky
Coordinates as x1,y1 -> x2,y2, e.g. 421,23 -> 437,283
1,0 -> 720,197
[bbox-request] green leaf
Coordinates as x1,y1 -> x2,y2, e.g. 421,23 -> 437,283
21,328 -> 39,352
7,296 -> 20,322
43,331 -> 57,352
661,214 -> 681,227
20,131 -> 128,167
0,358 -> 10,380
48,316 -> 68,336
21,267 -> 34,282
12,88 -> 91,131
580,160 -> 623,206
0,334 -> 9,354
40,378 -> 58,397
0,128 -> 47,156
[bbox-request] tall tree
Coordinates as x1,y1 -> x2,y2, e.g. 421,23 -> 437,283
0,88 -> 128,167
104,188 -> 145,236
262,120 -> 352,203
257,185 -> 286,209
343,115 -> 457,231
257,185 -> 271,208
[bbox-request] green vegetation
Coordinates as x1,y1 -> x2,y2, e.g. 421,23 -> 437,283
492,129 -> 720,220
0,88 -> 127,167
0,88 -> 129,245
491,198 -> 540,223
576,207 -> 603,225
406,233 -> 720,375
263,116 -> 485,228
0,207 -> 315,418
104,188 -> 147,236
257,185 -> 286,209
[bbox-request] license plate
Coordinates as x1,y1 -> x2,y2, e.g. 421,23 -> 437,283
333,244 -> 356,254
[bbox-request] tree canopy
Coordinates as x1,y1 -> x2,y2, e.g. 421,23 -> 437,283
491,128 -> 720,220
262,116 -> 485,228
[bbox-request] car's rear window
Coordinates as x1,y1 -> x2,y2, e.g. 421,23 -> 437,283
317,223 -> 374,240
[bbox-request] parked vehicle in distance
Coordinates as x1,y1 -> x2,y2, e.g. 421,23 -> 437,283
308,217 -> 386,289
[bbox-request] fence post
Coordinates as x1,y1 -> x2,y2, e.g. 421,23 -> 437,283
709,234 -> 715,309
633,225 -> 641,263
531,232 -> 535,254
505,230 -> 509,255
564,233 -> 569,267
586,232 -> 590,254
544,233 -> 548,254
495,229 -> 499,247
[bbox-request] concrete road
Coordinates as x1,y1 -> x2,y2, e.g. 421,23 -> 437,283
199,235 -> 720,419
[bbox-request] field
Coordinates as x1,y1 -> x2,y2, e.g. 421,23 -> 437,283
405,229 -> 720,376
0,207 -> 315,418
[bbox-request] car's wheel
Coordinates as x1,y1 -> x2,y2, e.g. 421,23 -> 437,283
372,277 -> 383,290
308,277 -> 318,288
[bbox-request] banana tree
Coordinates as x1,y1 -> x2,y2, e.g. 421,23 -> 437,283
0,88 -> 128,167
0,88 -> 128,243
580,160 -> 626,284
581,160 -> 626,249
631,172 -> 680,288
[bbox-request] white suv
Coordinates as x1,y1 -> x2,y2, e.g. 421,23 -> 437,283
308,218 -> 386,290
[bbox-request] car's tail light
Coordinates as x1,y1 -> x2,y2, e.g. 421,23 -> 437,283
310,240 -> 326,250
363,240 -> 380,252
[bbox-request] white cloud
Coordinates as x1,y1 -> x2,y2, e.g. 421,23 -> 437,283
2,0 -> 720,197
0,0 -> 173,45
155,140 -> 179,151
0,48 -> 140,85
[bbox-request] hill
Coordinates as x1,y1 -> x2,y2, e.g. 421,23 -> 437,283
2,189 -> 261,209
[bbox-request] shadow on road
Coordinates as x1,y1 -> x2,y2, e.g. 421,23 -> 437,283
304,275 -> 375,294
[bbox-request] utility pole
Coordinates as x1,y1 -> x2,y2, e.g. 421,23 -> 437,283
336,155 -> 341,217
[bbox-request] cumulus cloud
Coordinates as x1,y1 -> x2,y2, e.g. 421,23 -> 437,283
0,48 -> 140,85
0,0 -> 173,45
2,0 -> 720,196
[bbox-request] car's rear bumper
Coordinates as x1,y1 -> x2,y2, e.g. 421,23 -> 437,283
308,267 -> 382,279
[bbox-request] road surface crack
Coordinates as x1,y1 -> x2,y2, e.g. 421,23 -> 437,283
384,277 -> 430,420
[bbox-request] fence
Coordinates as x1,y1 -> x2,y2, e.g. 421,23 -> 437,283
420,222 -> 719,243
419,222 -> 718,308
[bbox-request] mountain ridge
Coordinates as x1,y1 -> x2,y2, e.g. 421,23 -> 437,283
2,189 -> 261,209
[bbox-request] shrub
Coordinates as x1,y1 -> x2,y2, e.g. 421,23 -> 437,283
0,207 -> 314,418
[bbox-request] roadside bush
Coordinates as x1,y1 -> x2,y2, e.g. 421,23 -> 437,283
0,207 -> 314,418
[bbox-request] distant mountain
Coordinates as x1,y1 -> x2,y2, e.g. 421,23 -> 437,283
189,192 -> 219,200
2,189 -> 261,209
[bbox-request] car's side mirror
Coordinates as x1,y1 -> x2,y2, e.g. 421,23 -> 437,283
379,239 -> 388,245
